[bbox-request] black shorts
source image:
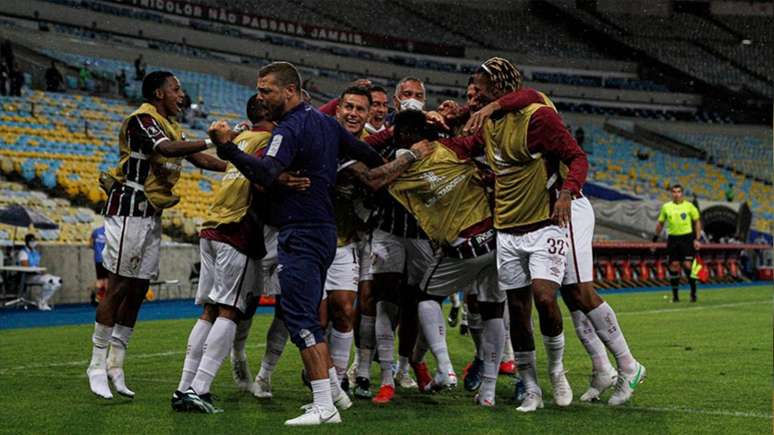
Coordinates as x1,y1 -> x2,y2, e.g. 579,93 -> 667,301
95,262 -> 109,280
667,234 -> 695,263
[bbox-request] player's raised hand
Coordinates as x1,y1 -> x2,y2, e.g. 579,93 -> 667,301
464,101 -> 500,135
410,139 -> 435,159
277,171 -> 311,191
207,120 -> 233,145
552,190 -> 572,228
351,79 -> 372,89
438,99 -> 460,116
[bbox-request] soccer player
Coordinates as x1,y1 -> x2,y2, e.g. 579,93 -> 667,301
172,95 -> 309,413
655,184 -> 702,302
326,86 -> 374,390
87,71 -> 226,400
363,77 -> 437,404
365,85 -> 389,134
209,61 -> 395,426
387,110 -> 506,406
452,57 -> 588,412
469,86 -> 646,405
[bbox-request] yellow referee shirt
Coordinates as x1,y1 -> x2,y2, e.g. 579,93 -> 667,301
658,201 -> 700,236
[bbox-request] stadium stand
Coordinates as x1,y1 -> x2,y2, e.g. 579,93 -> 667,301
0,0 -> 770,244
0,178 -> 99,244
0,91 -> 227,239
583,124 -> 773,232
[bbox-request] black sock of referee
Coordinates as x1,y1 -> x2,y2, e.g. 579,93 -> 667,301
669,272 -> 680,301
686,265 -> 697,301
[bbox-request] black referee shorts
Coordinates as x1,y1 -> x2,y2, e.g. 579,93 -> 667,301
667,234 -> 695,263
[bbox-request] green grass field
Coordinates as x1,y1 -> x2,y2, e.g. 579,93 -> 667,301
0,285 -> 771,434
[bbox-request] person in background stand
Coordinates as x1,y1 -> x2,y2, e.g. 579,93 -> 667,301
17,234 -> 62,311
90,224 -> 107,304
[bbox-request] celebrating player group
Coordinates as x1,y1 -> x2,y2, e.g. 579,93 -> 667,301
86,56 -> 645,426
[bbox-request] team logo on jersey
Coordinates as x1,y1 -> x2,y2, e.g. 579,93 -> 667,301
267,134 -> 283,157
146,125 -> 161,136
681,212 -> 687,220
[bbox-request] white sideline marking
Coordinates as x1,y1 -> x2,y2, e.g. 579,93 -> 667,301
621,405 -> 772,420
616,300 -> 770,316
0,344 -> 264,375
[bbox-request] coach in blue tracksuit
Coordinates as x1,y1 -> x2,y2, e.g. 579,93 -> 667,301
209,62 -> 386,426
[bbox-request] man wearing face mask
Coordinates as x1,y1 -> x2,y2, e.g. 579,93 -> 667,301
17,234 -> 62,311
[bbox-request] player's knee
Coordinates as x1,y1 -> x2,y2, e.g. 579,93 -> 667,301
218,305 -> 240,321
331,304 -> 354,331
533,290 -> 557,309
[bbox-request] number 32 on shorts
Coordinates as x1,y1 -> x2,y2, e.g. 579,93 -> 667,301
547,238 -> 566,255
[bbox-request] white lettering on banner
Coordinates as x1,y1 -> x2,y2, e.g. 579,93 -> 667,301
105,0 -> 468,52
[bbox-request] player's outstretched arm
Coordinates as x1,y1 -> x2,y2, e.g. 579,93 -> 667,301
349,140 -> 435,191
185,152 -> 227,172
209,121 -> 286,187
155,138 -> 213,158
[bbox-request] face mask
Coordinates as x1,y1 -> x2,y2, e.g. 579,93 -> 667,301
399,98 -> 424,112
27,241 -> 37,249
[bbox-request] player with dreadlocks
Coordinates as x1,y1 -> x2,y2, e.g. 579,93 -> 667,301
439,57 -> 588,411
465,59 -> 646,407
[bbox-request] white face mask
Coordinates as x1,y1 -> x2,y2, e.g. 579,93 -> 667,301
27,241 -> 37,249
399,98 -> 424,112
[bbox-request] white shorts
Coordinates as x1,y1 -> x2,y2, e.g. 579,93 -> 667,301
363,229 -> 405,276
497,225 -> 567,290
261,226 -> 280,296
564,197 -> 594,285
420,250 -> 504,303
102,215 -> 161,280
324,242 -> 360,292
195,238 -> 261,313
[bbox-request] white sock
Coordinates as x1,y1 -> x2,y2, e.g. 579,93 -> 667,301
450,292 -> 461,308
328,366 -> 343,398
356,315 -> 376,379
232,317 -> 253,356
311,378 -> 334,410
417,300 -> 452,375
89,322 -> 113,370
514,350 -> 539,392
587,302 -> 636,373
191,317 -> 237,395
107,323 -> 133,371
329,328 -> 354,379
480,317 -> 505,403
257,315 -> 288,381
570,310 -> 614,373
398,356 -> 410,375
177,319 -> 212,391
468,312 -> 483,359
502,310 -> 515,362
542,333 -> 566,377
376,301 -> 398,386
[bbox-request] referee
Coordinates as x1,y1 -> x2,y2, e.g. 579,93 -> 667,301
654,184 -> 702,302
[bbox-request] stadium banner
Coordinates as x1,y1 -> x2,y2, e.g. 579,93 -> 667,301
106,0 -> 465,56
